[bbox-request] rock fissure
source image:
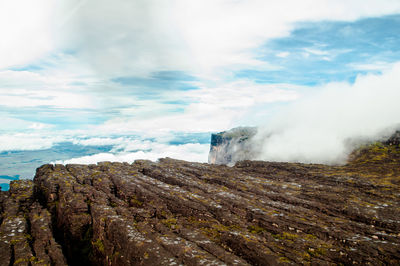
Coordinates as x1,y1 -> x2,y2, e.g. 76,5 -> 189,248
25,214 -> 36,258
8,244 -> 15,266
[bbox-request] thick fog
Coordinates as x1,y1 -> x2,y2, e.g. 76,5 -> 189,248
252,64 -> 400,164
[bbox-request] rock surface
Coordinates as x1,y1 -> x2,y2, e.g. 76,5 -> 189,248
1,142 -> 400,265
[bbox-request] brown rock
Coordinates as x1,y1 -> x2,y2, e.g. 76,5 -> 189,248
0,140 -> 399,265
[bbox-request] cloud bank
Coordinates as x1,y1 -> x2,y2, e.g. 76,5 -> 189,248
253,63 -> 400,164
0,133 -> 63,152
55,142 -> 209,165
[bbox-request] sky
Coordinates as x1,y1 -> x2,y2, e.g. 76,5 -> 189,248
1,0 -> 400,181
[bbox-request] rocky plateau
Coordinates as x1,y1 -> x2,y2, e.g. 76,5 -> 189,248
0,133 -> 400,265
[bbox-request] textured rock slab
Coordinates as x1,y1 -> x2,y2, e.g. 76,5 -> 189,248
0,180 -> 66,266
0,143 -> 400,265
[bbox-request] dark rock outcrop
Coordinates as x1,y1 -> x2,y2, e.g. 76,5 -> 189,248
208,127 -> 257,165
386,130 -> 400,146
1,140 -> 400,265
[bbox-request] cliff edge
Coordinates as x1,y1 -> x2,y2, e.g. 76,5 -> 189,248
208,127 -> 257,165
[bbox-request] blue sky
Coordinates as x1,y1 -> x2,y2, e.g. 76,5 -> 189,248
243,15 -> 400,85
1,0 -> 400,171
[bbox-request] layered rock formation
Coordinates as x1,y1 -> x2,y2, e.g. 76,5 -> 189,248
1,140 -> 400,265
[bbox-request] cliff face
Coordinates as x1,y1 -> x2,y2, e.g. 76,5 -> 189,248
208,127 -> 257,165
1,140 -> 400,265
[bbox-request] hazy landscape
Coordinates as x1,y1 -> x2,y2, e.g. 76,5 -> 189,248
1,2 -> 400,189
1,0 -> 400,265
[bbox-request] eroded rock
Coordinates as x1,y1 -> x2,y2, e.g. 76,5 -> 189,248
0,141 -> 399,265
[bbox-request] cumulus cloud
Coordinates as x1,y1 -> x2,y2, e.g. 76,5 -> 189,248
253,63 -> 400,164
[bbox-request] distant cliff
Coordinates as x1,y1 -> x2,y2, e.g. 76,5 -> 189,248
208,127 -> 257,165
0,137 -> 400,265
209,128 -> 400,166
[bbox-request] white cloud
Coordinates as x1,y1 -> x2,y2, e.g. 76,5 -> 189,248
186,81 -> 299,108
0,70 -> 98,109
0,92 -> 93,109
0,0 -> 55,69
349,61 -> 394,71
0,133 -> 64,152
93,81 -> 300,135
302,48 -> 352,61
303,48 -> 330,56
28,123 -> 54,130
3,0 -> 400,74
0,117 -> 51,132
72,137 -> 128,147
54,0 -> 400,78
54,143 -> 210,165
2,0 -> 400,76
276,52 -> 290,58
254,62 -> 400,164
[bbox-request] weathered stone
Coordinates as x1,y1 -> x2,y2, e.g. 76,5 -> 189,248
0,139 -> 399,265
